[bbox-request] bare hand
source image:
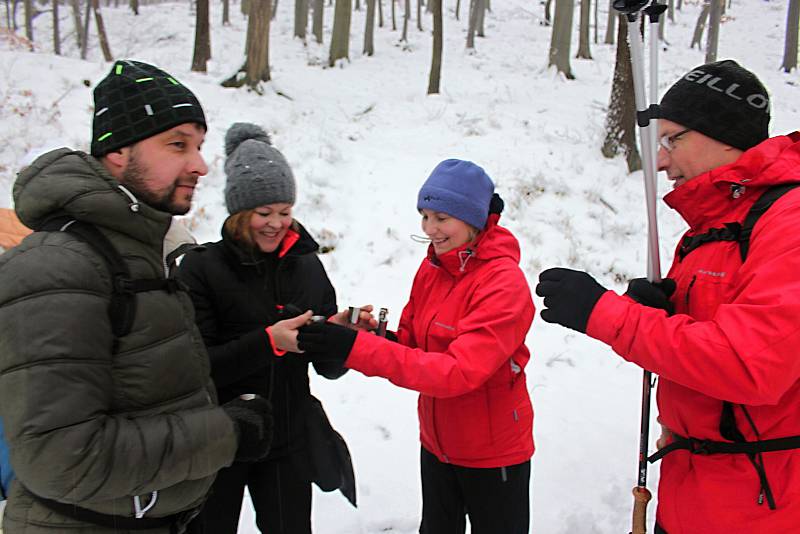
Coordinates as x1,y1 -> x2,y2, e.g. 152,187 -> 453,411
329,304 -> 378,332
655,418 -> 674,450
269,311 -> 313,353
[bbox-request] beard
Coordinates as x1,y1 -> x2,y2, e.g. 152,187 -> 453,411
120,154 -> 192,216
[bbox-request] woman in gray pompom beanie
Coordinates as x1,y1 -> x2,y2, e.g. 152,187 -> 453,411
177,122 -> 355,534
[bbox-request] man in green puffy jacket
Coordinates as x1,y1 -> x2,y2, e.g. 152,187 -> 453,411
0,60 -> 274,534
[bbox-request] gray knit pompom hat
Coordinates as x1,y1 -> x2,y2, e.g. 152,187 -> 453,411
224,122 -> 296,214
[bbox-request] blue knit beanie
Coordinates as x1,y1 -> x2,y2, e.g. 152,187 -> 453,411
417,159 -> 494,230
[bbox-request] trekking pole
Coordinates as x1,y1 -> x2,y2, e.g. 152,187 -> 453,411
611,2 -> 666,533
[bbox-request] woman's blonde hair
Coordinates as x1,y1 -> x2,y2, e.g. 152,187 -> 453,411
224,209 -> 257,248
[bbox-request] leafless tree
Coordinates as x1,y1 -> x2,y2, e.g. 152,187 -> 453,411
782,0 -> 799,72
391,0 -> 396,29
705,0 -> 721,62
416,0 -> 421,30
223,0 -> 272,90
604,0 -> 615,44
52,0 -> 60,54
548,0 -> 575,79
93,0 -> 113,61
295,0 -> 308,39
222,0 -> 230,24
668,0 -> 674,22
312,0 -> 324,42
427,0 -> 442,93
70,0 -> 83,47
377,0 -> 382,27
603,13 -> 640,172
329,0 -> 352,66
191,0 -> 211,72
476,0 -> 485,36
401,0 -> 409,41
690,2 -> 710,49
364,0 -> 376,54
455,0 -> 460,20
24,0 -> 32,41
466,0 -> 483,49
129,0 -> 138,14
576,0 -> 592,59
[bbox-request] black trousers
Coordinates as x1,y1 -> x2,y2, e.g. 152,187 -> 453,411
419,446 -> 531,534
187,453 -> 311,534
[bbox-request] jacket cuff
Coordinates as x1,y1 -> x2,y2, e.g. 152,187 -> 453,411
585,290 -> 628,345
265,326 -> 287,356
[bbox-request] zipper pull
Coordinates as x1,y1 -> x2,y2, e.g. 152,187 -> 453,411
758,490 -> 765,505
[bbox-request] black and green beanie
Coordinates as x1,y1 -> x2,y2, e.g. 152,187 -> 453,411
91,60 -> 206,157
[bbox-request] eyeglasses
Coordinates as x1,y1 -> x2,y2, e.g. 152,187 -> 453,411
659,128 -> 691,152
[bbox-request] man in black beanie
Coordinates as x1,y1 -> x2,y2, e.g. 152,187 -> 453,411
536,60 -> 800,533
0,60 -> 273,534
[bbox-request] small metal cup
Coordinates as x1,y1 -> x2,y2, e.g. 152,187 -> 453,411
347,306 -> 361,325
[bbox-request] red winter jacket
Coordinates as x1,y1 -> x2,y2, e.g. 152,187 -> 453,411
346,214 -> 535,468
587,133 -> 800,534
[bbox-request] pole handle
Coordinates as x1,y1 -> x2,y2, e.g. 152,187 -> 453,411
630,486 -> 652,534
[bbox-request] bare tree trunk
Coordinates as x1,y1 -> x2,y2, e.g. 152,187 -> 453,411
593,0 -> 598,44
93,0 -> 113,61
668,0 -> 674,21
295,0 -> 308,39
222,0 -> 229,24
691,2 -> 710,49
476,0 -> 485,37
81,0 -> 91,59
401,0 -> 409,41
705,0 -> 721,62
328,0 -> 351,66
192,0 -> 210,71
129,0 -> 138,14
4,0 -> 11,31
70,0 -> 83,47
548,0 -> 575,79
377,0 -> 382,27
416,0 -> 421,30
222,0 -> 271,90
677,0 -> 682,9
391,0 -> 396,29
576,0 -> 592,59
354,0 -> 359,9
544,0 -> 552,26
604,0 -> 615,44
52,0 -> 60,54
363,0 -> 375,54
312,0 -> 323,42
603,14 -> 640,172
782,0 -> 799,72
466,0 -> 481,48
427,0 -> 442,94
23,0 -> 32,41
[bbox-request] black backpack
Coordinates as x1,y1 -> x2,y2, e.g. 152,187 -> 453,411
652,183 -> 800,511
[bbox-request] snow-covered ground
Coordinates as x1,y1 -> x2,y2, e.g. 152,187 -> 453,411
1,0 -> 799,531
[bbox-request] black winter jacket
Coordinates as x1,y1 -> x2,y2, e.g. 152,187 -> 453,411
177,221 -> 346,459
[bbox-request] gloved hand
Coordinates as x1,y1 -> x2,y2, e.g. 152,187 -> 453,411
222,395 -> 273,463
297,322 -> 357,363
489,193 -> 504,215
625,278 -> 677,315
535,267 -> 608,333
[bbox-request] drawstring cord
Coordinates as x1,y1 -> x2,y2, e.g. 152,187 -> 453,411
133,491 -> 158,518
458,248 -> 474,272
117,185 -> 141,213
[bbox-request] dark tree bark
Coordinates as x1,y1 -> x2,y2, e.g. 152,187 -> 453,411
192,0 -> 211,72
52,0 -> 60,54
466,0 -> 483,48
548,0 -> 575,79
23,0 -> 32,41
416,0 -> 421,30
222,0 -> 230,24
81,0 -> 91,59
329,0 -> 351,66
295,0 -> 308,39
782,0 -> 799,72
377,0 -> 382,27
391,0 -> 396,30
576,0 -> 592,59
93,0 -> 113,61
313,0 -> 324,42
427,0 -> 442,94
401,0 -> 409,41
364,0 -> 375,54
476,0 -> 485,37
70,0 -> 83,47
129,0 -> 138,14
223,0 -> 272,90
705,0 -> 721,62
455,0 -> 460,20
604,0 -> 615,44
602,14 -> 640,172
691,2 -> 710,49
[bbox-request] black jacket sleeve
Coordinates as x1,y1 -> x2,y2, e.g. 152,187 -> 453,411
310,258 -> 348,380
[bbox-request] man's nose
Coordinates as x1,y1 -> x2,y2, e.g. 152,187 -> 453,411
188,150 -> 208,177
656,146 -> 669,172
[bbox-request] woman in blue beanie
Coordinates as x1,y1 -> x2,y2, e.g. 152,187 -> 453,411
291,159 -> 536,533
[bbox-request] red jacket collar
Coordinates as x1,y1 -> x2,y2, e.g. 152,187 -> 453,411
664,133 -> 800,231
427,213 -> 522,275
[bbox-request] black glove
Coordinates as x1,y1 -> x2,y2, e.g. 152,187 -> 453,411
222,395 -> 273,463
625,278 -> 677,315
535,267 -> 608,333
297,322 -> 357,363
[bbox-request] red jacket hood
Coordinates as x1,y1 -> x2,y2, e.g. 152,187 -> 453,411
664,132 -> 800,231
426,213 -> 522,275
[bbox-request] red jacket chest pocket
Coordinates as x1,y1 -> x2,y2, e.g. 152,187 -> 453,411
672,243 -> 739,320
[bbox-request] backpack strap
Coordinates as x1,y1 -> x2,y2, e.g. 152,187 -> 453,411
738,183 -> 800,261
37,217 -> 181,340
